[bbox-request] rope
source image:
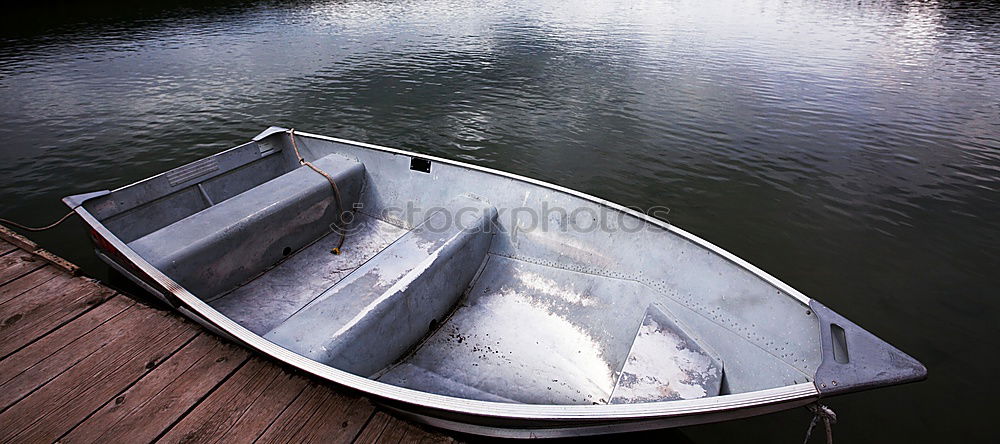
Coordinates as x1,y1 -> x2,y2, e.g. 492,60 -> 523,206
289,129 -> 347,254
803,403 -> 837,444
0,206 -> 79,232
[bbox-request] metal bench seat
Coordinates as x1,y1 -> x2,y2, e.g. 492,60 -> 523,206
265,197 -> 498,377
127,154 -> 365,298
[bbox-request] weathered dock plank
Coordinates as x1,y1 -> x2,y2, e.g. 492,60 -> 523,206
0,296 -> 136,410
254,381 -> 376,444
61,334 -> 249,443
0,317 -> 197,442
158,358 -> 309,444
0,239 -> 17,256
363,411 -> 458,444
0,232 -> 458,444
0,274 -> 115,357
0,249 -> 46,287
0,265 -> 62,305
355,410 -> 460,444
271,388 -> 375,443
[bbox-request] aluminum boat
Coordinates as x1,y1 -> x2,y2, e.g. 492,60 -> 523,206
64,127 -> 926,438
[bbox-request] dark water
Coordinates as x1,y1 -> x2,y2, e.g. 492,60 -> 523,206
1,0 -> 997,441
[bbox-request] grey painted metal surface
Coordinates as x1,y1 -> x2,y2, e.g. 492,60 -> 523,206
127,153 -> 364,298
265,197 -> 498,377
209,214 -> 409,334
810,300 -> 927,395
62,127 -> 926,437
609,306 -> 723,404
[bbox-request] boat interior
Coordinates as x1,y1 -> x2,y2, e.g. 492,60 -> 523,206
80,128 -> 825,406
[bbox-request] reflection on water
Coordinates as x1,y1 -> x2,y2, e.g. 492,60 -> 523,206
0,0 -> 997,441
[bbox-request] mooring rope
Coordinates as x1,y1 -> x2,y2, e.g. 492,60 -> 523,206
803,403 -> 837,444
0,206 -> 79,232
289,129 -> 348,254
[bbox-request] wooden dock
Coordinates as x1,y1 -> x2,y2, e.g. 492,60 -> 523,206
0,233 -> 458,443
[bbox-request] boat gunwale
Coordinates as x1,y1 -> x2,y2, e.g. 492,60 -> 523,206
66,127 -> 821,421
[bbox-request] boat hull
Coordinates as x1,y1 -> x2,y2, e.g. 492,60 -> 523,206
63,127 -> 924,437
82,206 -> 821,436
